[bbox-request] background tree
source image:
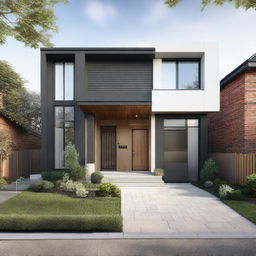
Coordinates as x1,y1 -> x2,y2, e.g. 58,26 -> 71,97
0,129 -> 12,177
165,0 -> 256,10
0,0 -> 67,48
0,60 -> 41,132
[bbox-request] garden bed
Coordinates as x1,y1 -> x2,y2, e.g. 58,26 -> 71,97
0,192 -> 122,232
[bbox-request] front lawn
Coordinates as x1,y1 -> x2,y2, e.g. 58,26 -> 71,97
0,192 -> 122,231
192,182 -> 256,224
223,200 -> 256,224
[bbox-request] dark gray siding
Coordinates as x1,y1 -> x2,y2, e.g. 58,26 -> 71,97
87,61 -> 152,91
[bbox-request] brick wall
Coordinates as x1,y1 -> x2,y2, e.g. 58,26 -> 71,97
208,73 -> 245,153
209,69 -> 256,153
0,116 -> 41,150
244,70 -> 256,152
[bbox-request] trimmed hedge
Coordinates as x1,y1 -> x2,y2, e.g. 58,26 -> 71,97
42,171 -> 66,181
0,215 -> 122,232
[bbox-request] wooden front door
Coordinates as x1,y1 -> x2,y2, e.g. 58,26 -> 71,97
101,126 -> 116,170
132,129 -> 148,171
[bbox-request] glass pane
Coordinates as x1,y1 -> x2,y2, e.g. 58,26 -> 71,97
162,62 -> 176,89
55,107 -> 64,128
65,107 -> 74,122
164,119 -> 186,128
55,128 -> 64,168
64,63 -> 74,100
178,62 -> 199,89
164,130 -> 187,163
65,127 -> 74,147
55,63 -> 64,100
187,119 -> 199,127
188,127 -> 199,181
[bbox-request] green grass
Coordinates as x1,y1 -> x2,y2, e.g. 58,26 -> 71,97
192,182 -> 256,224
0,192 -> 122,231
223,200 -> 256,224
0,191 -> 120,215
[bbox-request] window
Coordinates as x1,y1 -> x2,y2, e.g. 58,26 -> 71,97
162,61 -> 200,89
55,106 -> 74,169
55,63 -> 74,100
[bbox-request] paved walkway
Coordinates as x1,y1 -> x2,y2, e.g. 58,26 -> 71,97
0,191 -> 19,203
121,183 -> 256,234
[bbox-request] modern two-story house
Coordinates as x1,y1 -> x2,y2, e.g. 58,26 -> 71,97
41,43 -> 219,182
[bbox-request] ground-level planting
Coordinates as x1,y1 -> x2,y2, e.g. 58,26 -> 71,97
0,192 -> 122,231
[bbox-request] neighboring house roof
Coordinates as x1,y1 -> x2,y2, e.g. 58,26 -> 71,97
221,53 -> 256,89
0,111 -> 41,138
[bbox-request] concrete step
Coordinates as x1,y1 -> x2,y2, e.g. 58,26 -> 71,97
102,171 -> 164,185
113,182 -> 165,187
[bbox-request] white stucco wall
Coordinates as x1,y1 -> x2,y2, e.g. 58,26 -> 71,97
152,42 -> 219,112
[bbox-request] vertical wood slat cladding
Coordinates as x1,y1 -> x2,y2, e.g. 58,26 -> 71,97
101,126 -> 116,169
87,61 -> 153,91
132,129 -> 148,170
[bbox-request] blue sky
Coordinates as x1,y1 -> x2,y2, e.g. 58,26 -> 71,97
1,0 -> 256,93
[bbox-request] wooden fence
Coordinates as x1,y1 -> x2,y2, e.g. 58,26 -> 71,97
234,153 -> 256,185
1,149 -> 41,180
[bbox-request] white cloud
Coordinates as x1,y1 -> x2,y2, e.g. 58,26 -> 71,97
141,1 -> 169,24
84,0 -> 118,26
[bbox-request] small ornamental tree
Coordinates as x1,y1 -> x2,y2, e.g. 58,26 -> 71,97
0,129 -> 12,176
64,143 -> 86,181
200,158 -> 219,183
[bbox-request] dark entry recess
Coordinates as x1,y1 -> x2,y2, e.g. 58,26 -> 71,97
101,126 -> 116,170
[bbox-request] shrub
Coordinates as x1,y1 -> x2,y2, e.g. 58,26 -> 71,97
42,171 -> 66,181
28,181 -> 54,192
83,183 -> 100,189
219,184 -> 234,199
213,178 -> 228,189
59,174 -> 88,198
0,178 -> 8,189
0,215 -> 122,232
229,189 -> 244,200
246,173 -> 256,196
91,171 -> 104,184
154,168 -> 164,176
75,183 -> 88,198
200,158 -> 219,183
98,182 -> 121,198
65,144 -> 86,181
0,130 -> 12,177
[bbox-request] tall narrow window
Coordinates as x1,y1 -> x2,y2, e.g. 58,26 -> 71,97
55,63 -> 74,100
55,106 -> 74,169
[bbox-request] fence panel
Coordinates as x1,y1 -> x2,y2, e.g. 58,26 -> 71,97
1,149 -> 41,180
235,153 -> 256,185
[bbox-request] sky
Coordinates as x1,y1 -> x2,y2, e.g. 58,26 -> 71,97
0,0 -> 256,93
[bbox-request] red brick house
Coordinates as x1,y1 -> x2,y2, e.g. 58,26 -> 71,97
0,94 -> 41,179
208,54 -> 256,183
0,112 -> 41,150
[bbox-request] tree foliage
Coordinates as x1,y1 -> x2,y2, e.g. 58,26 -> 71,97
0,0 -> 67,48
0,129 -> 12,176
0,60 -> 41,133
165,0 -> 256,10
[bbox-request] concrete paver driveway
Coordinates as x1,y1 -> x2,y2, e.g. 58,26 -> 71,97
121,183 -> 256,234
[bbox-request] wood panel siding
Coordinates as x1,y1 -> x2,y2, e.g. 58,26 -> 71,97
81,105 -> 151,120
87,61 -> 153,91
101,126 -> 116,169
1,149 -> 41,180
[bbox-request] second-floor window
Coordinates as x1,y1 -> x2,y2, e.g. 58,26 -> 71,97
55,63 -> 74,100
162,60 -> 200,90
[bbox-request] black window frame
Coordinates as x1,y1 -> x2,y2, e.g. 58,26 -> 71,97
54,62 -> 75,101
54,105 -> 75,169
161,59 -> 201,90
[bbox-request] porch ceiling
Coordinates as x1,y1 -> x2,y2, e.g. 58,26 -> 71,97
80,105 -> 151,120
